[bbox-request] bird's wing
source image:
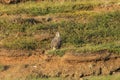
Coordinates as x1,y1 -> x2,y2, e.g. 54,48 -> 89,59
51,38 -> 58,47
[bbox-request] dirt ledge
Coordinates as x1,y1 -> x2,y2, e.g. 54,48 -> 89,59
0,49 -> 120,80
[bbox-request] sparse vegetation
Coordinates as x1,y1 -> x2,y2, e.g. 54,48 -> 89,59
2,37 -> 37,50
84,74 -> 120,80
0,0 -> 120,79
25,74 -> 120,80
0,1 -> 106,15
0,64 -> 5,72
47,49 -> 66,56
26,77 -> 61,80
0,10 -> 119,53
0,0 -> 119,15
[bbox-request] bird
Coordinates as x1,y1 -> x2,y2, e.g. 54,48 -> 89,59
51,32 -> 62,50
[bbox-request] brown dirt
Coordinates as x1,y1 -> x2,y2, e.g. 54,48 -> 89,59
94,3 -> 120,12
0,49 -> 120,80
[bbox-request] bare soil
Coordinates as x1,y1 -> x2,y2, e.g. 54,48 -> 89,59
0,49 -> 120,80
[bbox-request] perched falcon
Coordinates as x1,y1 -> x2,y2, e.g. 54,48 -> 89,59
51,32 -> 61,50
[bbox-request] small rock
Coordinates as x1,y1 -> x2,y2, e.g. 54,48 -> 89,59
33,66 -> 37,68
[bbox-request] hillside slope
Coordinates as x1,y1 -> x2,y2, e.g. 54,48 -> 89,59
0,0 -> 120,80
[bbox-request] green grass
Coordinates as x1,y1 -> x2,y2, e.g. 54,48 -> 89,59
0,64 -> 5,72
0,0 -> 119,15
0,0 -> 120,54
0,11 -> 120,52
25,74 -> 120,80
47,49 -> 66,56
2,37 -> 37,50
24,74 -> 120,80
84,74 -> 120,80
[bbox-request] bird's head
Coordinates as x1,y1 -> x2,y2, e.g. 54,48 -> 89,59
55,32 -> 60,37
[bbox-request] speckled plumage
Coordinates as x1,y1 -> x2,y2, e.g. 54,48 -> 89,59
51,32 -> 61,50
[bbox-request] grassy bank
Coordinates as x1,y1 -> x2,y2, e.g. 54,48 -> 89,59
0,0 -> 119,15
0,0 -> 120,55
24,74 -> 120,80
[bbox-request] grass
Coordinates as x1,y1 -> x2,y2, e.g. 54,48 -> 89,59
47,41 -> 120,56
84,74 -> 120,80
0,64 -> 5,72
0,1 -> 94,15
0,10 -> 120,52
0,0 -> 120,54
47,49 -> 66,56
24,74 -> 120,80
0,0 -> 119,15
2,37 -> 37,50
